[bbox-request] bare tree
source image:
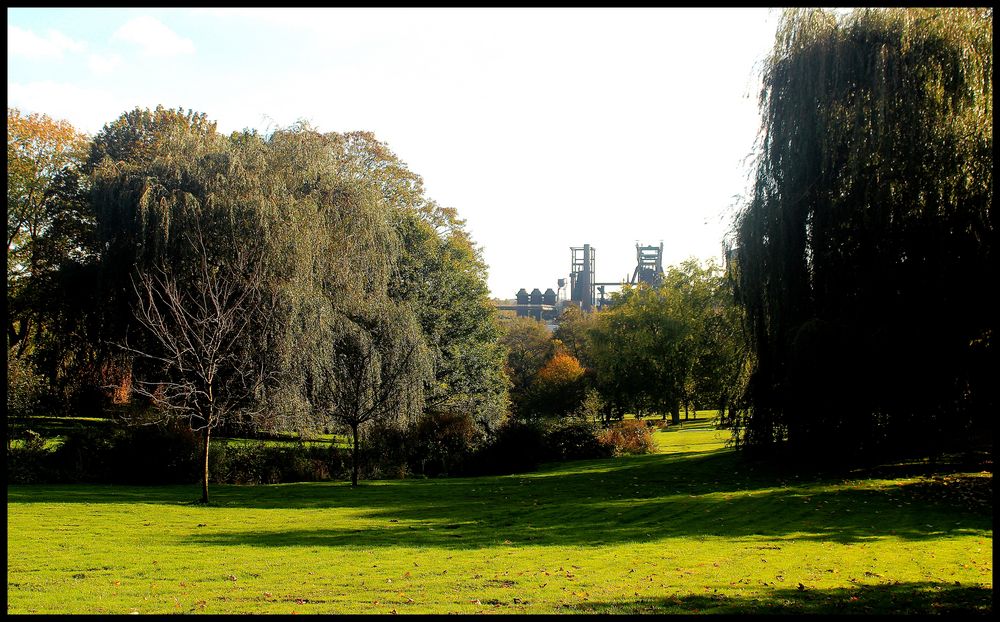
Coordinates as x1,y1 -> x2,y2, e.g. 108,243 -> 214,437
125,227 -> 278,503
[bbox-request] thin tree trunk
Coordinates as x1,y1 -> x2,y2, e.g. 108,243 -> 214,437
351,424 -> 360,487
201,427 -> 211,504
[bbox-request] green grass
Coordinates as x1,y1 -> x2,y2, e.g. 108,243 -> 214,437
7,413 -> 992,614
650,411 -> 728,453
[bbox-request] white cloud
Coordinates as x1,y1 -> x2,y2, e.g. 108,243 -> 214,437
112,16 -> 195,57
8,80 -> 125,136
87,53 -> 124,76
8,26 -> 86,60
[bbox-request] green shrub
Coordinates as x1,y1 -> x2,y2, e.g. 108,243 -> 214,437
210,440 -> 347,484
7,354 -> 50,442
363,424 -> 412,480
6,430 -> 54,484
467,419 -> 548,475
545,418 -> 612,461
412,411 -> 479,477
49,426 -> 121,482
113,422 -> 201,484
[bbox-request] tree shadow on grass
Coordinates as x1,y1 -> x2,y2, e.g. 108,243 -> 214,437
570,581 -> 992,615
185,450 -> 990,549
10,448 -> 991,549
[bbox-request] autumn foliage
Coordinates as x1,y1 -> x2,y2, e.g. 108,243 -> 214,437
529,351 -> 588,417
536,352 -> 585,387
597,419 -> 657,456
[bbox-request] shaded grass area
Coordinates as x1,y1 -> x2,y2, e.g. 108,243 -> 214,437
7,414 -> 992,614
574,582 -> 993,614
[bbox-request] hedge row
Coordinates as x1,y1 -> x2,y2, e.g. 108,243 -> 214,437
7,416 -> 657,485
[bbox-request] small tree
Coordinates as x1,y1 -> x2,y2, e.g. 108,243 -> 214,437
499,316 -> 556,419
126,228 -> 277,503
529,351 -> 588,418
308,306 -> 428,487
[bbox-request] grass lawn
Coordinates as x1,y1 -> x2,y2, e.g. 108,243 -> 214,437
7,413 -> 992,614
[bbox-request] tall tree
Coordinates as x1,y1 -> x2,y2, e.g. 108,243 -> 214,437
89,106 -> 228,400
390,207 -> 508,433
529,350 -> 588,418
334,131 -> 508,434
730,8 -> 993,460
659,258 -> 745,418
7,108 -> 90,356
91,107 -> 287,501
553,304 -> 598,366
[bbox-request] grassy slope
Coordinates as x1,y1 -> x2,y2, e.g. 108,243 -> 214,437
6,413 -> 992,614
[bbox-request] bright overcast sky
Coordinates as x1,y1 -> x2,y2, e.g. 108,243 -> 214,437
8,7 -> 782,299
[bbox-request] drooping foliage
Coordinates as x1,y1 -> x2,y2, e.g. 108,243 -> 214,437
332,132 -> 509,435
89,107 -> 294,501
730,8 -> 993,460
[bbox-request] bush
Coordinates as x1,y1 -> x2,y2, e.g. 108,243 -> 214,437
467,419 -> 548,475
113,422 -> 201,484
7,430 -> 54,484
362,411 -> 484,479
597,419 -> 657,456
49,425 -> 122,482
545,418 -> 612,461
7,354 -> 50,441
210,440 -> 347,484
412,411 -> 479,477
31,422 -> 347,485
363,424 -> 412,480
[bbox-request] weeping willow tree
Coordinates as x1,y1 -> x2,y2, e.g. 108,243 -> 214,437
258,124 -> 432,484
729,8 -> 993,461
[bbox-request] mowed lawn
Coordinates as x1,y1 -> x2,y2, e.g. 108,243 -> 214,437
7,414 -> 992,614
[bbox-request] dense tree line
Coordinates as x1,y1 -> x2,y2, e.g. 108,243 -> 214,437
7,8 -> 992,487
729,8 -> 993,461
7,106 -> 508,499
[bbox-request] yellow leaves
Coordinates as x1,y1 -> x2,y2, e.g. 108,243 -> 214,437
535,353 -> 585,386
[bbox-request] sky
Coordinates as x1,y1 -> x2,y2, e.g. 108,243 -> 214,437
8,7 -> 782,299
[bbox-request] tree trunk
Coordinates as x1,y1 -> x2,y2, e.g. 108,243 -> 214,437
671,403 -> 680,425
351,424 -> 360,487
684,402 -> 689,419
201,427 -> 211,504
